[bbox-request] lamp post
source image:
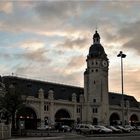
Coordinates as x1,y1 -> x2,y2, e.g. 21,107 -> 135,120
117,51 -> 126,126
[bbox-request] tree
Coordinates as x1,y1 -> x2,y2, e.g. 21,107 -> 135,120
0,84 -> 26,130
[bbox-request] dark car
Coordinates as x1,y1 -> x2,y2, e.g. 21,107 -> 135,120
59,125 -> 72,132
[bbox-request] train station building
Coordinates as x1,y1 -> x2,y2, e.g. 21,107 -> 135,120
1,31 -> 140,129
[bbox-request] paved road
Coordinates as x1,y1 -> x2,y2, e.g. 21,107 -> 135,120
10,131 -> 140,140
10,136 -> 140,140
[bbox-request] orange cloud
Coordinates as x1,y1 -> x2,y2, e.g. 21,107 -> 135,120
0,2 -> 13,14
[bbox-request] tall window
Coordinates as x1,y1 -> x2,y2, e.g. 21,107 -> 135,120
77,107 -> 81,113
93,108 -> 98,113
44,105 -> 49,111
93,99 -> 96,103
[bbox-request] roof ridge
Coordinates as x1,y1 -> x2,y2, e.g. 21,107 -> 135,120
3,75 -> 83,89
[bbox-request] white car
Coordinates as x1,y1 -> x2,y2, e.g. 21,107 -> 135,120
124,125 -> 135,131
116,125 -> 131,133
76,124 -> 100,134
136,126 -> 140,131
37,125 -> 51,130
95,125 -> 112,133
107,126 -> 122,133
37,126 -> 46,130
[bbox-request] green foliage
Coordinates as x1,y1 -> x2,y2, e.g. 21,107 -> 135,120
0,85 -> 25,112
0,84 -> 26,129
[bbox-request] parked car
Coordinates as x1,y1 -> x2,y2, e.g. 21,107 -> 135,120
45,125 -> 53,130
76,124 -> 100,134
107,126 -> 122,133
124,125 -> 135,131
95,125 -> 112,133
37,126 -> 46,130
59,125 -> 72,132
90,125 -> 101,133
116,125 -> 131,133
37,125 -> 52,130
136,126 -> 140,131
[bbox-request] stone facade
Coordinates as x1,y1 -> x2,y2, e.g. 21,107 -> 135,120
84,30 -> 109,125
1,31 -> 140,129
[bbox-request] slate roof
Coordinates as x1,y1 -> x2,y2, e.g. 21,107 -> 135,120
89,44 -> 106,58
1,76 -> 140,108
88,30 -> 107,59
2,76 -> 83,102
109,92 -> 139,108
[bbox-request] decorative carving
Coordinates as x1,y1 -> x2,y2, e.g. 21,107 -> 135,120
72,93 -> 76,102
80,94 -> 84,103
48,90 -> 54,100
38,88 -> 44,99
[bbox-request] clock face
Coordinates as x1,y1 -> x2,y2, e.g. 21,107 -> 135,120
102,60 -> 108,67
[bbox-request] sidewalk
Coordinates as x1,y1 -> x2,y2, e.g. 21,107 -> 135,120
10,132 -> 85,140
10,131 -> 140,139
86,131 -> 140,137
10,136 -> 63,140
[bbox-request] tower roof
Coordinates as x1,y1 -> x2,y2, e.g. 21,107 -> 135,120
88,30 -> 107,58
89,44 -> 105,58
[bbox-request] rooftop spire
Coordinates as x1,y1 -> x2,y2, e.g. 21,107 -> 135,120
93,30 -> 100,44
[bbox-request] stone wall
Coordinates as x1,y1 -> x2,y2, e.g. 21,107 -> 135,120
0,123 -> 11,139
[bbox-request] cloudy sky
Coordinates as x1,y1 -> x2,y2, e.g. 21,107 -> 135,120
0,0 -> 140,101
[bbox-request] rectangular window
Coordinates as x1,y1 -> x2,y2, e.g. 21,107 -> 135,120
92,108 -> 95,113
93,99 -> 96,103
44,105 -> 49,111
95,108 -> 98,113
77,107 -> 80,113
44,105 -> 46,111
93,108 -> 98,113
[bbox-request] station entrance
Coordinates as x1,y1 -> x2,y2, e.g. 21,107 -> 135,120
55,109 -> 74,126
16,107 -> 38,129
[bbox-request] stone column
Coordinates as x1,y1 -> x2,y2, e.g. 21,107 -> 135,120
126,100 -> 130,124
72,93 -> 77,122
48,90 -> 54,124
38,88 -> 44,128
86,102 -> 91,123
80,94 -> 84,122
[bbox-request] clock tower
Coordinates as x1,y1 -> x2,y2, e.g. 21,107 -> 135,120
83,30 -> 109,125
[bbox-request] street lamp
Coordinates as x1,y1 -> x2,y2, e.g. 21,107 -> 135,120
117,51 -> 126,126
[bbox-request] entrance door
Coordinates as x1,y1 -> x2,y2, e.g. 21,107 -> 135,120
93,118 -> 98,125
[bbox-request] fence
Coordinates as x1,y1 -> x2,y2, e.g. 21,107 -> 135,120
0,123 -> 11,139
